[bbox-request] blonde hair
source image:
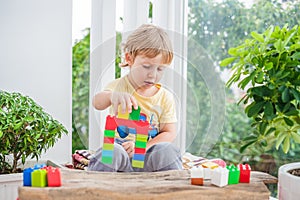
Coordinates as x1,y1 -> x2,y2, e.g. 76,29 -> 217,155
120,24 -> 173,67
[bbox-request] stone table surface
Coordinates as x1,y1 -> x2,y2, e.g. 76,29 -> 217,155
18,169 -> 277,200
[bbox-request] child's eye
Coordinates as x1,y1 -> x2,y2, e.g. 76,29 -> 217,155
143,65 -> 150,69
158,67 -> 165,71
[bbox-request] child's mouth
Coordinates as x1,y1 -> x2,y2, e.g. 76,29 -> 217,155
144,81 -> 154,85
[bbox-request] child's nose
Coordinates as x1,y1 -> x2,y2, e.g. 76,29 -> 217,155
148,69 -> 157,78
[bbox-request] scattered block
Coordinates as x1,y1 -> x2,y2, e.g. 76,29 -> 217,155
211,167 -> 229,187
190,166 -> 204,186
238,164 -> 251,183
227,165 -> 240,185
31,169 -> 47,187
23,165 -> 62,187
47,167 -> 62,187
202,161 -> 219,179
23,168 -> 34,186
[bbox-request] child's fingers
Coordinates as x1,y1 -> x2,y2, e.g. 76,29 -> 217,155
130,96 -> 138,110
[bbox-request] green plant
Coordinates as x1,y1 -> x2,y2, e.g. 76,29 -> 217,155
0,91 -> 68,174
221,24 -> 300,154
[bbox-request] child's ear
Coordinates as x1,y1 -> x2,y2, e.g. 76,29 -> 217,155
125,53 -> 133,66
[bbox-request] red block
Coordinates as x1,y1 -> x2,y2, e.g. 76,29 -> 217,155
105,116 -> 117,130
104,137 -> 115,144
134,147 -> 146,154
238,164 -> 251,183
47,167 -> 62,187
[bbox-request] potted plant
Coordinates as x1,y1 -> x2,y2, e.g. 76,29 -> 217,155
220,24 -> 300,199
0,90 -> 68,198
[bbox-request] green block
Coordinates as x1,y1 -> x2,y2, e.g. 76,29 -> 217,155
104,130 -> 115,138
102,156 -> 113,164
31,169 -> 47,187
135,141 -> 147,148
136,134 -> 148,142
103,143 -> 114,150
132,160 -> 144,168
227,165 -> 240,184
129,106 -> 141,120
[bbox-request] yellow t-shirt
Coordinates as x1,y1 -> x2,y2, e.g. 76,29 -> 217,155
104,76 -> 177,140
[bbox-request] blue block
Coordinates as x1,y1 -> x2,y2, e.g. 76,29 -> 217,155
148,128 -> 158,138
133,153 -> 145,161
117,126 -> 128,138
34,164 -> 46,169
102,150 -> 113,157
23,168 -> 34,186
128,127 -> 136,134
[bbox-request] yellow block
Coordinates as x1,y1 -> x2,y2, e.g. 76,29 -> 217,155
202,161 -> 219,169
132,160 -> 144,168
118,106 -> 129,119
136,134 -> 148,142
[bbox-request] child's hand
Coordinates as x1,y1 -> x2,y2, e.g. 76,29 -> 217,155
110,92 -> 138,115
122,141 -> 135,158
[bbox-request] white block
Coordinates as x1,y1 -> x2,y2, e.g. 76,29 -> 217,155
190,166 -> 204,178
211,167 -> 229,187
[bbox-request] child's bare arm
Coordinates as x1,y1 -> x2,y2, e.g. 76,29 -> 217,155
92,90 -> 112,111
93,91 -> 138,115
146,123 -> 177,150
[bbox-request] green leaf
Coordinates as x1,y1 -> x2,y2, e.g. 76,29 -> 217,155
259,122 -> 267,135
256,71 -> 264,83
291,132 -> 300,144
276,133 -> 286,150
282,88 -> 290,103
251,32 -> 264,43
291,88 -> 300,102
240,140 -> 256,153
264,62 -> 273,70
264,102 -> 274,117
291,52 -> 300,60
282,136 -> 290,154
247,101 -> 265,117
265,127 -> 276,136
0,130 -> 3,138
283,117 -> 294,126
285,109 -> 299,116
220,57 -> 236,67
274,39 -> 283,51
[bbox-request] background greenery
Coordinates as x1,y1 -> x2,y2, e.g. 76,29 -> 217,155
72,1 -> 300,188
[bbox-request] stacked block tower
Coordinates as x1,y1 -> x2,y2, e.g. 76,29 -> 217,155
102,106 -> 154,168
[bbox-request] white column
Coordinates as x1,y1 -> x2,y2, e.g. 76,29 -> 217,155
121,0 -> 149,76
0,0 -> 72,163
152,0 -> 188,154
89,0 -> 117,151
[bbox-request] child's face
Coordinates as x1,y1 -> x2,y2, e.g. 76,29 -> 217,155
127,53 -> 168,90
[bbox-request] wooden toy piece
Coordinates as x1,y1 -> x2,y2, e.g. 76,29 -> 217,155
31,169 -> 47,187
238,164 -> 251,183
47,167 -> 62,187
190,166 -> 204,186
23,168 -> 34,186
226,165 -> 240,185
211,167 -> 229,187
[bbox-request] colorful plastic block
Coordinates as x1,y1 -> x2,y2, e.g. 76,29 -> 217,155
118,106 -> 130,119
23,168 -> 34,186
129,106 -> 141,120
101,106 -> 158,168
31,169 -> 47,187
47,167 -> 62,187
190,166 -> 204,186
226,165 -> 240,185
238,164 -> 251,183
211,167 -> 229,187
